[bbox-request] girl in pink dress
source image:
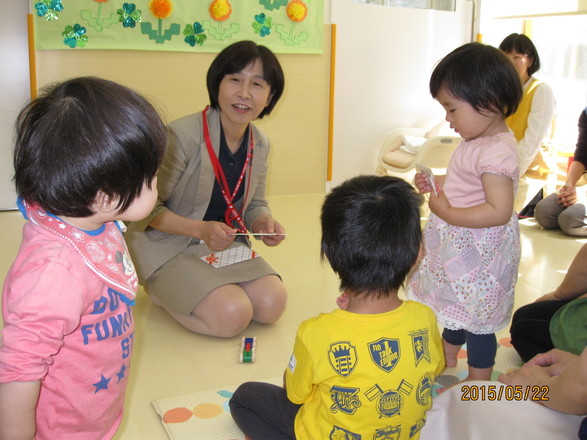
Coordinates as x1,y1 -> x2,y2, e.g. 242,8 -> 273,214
407,42 -> 523,381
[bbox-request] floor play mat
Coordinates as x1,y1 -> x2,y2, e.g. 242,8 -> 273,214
152,338 -> 522,440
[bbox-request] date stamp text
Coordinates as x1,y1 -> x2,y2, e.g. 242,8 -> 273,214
461,384 -> 549,401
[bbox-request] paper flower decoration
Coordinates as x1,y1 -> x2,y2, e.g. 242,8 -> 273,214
117,3 -> 142,28
62,24 -> 88,48
286,0 -> 308,22
183,22 -> 207,47
149,0 -> 173,19
258,0 -> 288,11
35,0 -> 64,21
209,0 -> 232,22
252,13 -> 272,37
141,0 -> 180,43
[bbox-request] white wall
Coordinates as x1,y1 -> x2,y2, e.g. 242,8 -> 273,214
329,0 -> 473,187
0,0 -> 474,202
0,2 -> 30,209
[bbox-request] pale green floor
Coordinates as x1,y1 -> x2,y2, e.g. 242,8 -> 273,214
0,193 -> 584,439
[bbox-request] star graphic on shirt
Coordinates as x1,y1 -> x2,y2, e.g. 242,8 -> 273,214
116,364 -> 127,382
93,374 -> 111,393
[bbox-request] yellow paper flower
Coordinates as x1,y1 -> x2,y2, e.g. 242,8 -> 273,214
149,0 -> 173,19
286,0 -> 307,22
209,0 -> 232,22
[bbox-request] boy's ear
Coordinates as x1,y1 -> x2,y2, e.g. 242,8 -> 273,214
93,190 -> 120,214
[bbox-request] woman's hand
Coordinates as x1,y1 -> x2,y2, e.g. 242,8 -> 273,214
558,185 -> 577,207
533,292 -> 564,303
522,348 -> 578,375
251,215 -> 286,247
199,221 -> 237,251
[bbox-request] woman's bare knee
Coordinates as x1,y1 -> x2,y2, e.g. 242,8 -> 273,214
190,285 -> 254,337
241,275 -> 287,324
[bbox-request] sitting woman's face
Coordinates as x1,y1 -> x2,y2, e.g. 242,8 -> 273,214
504,50 -> 533,82
217,58 -> 274,129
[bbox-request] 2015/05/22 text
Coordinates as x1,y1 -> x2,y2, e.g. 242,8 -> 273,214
460,385 -> 549,401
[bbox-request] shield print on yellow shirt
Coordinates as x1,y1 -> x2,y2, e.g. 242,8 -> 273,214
368,338 -> 400,372
328,341 -> 358,377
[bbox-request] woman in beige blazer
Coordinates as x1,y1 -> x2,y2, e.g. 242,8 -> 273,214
125,41 -> 287,337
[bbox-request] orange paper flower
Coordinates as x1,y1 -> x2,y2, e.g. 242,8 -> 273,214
286,0 -> 308,22
93,0 -> 109,3
209,0 -> 232,22
149,0 -> 173,19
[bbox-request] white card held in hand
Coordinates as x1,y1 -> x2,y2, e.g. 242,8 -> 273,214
200,245 -> 259,268
415,163 -> 438,196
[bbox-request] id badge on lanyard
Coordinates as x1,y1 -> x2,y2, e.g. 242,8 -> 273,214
202,106 -> 253,233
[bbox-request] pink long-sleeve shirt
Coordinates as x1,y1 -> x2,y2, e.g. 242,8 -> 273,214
0,203 -> 136,439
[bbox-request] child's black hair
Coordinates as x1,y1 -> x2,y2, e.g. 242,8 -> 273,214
429,42 -> 522,118
14,76 -> 166,217
321,175 -> 423,296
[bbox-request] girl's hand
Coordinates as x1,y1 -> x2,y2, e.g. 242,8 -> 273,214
251,215 -> 286,247
414,172 -> 433,194
200,221 -> 236,251
427,187 -> 451,217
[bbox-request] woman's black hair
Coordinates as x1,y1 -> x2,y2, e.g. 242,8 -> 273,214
499,33 -> 541,76
321,175 -> 423,296
14,76 -> 166,217
206,40 -> 285,118
430,42 -> 522,117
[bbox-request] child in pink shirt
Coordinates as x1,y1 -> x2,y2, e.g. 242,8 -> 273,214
407,43 -> 523,382
0,77 -> 166,440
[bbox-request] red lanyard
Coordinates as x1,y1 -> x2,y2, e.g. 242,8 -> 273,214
202,106 -> 253,233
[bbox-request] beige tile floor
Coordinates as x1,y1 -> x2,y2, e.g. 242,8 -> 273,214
0,192 -> 584,439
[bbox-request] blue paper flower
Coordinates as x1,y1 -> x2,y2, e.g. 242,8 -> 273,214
35,0 -> 64,21
183,21 -> 207,47
252,13 -> 272,37
117,3 -> 142,28
62,24 -> 88,48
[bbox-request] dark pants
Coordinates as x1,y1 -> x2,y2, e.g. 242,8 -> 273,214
229,381 -> 301,440
509,299 -> 571,362
442,328 -> 497,368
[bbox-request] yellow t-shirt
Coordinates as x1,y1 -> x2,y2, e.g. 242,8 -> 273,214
285,301 -> 444,440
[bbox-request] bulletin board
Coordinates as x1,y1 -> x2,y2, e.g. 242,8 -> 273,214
32,0 -> 324,53
32,17 -> 332,196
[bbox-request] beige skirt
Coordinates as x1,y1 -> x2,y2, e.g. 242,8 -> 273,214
144,241 -> 279,314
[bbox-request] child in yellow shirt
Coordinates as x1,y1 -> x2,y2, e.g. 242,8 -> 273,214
230,175 -> 445,439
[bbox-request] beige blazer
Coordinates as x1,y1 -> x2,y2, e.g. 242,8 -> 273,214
125,107 -> 273,283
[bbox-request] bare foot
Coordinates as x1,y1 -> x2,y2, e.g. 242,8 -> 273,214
442,338 -> 461,368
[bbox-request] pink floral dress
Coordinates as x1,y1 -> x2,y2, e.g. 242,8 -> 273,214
407,133 -> 521,334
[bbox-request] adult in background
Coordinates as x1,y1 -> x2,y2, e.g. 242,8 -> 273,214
125,40 -> 287,337
510,242 -> 587,362
499,33 -> 557,217
535,106 -> 587,236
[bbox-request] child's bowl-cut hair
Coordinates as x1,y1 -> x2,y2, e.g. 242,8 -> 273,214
321,175 -> 423,296
14,76 -> 166,218
430,42 -> 522,118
